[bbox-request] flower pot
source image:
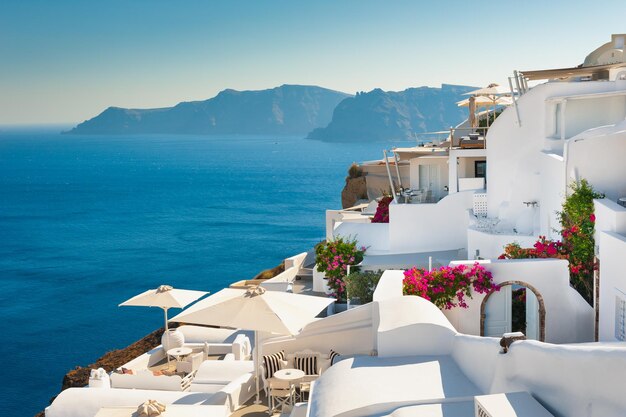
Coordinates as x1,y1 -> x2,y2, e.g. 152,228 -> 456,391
333,302 -> 349,314
161,328 -> 185,351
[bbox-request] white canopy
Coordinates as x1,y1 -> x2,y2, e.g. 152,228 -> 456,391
171,286 -> 334,403
119,285 -> 208,331
463,83 -> 508,96
120,285 -> 208,309
170,286 -> 333,335
457,96 -> 512,107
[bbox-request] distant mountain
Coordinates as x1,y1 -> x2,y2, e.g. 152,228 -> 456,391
307,84 -> 476,141
67,85 -> 351,135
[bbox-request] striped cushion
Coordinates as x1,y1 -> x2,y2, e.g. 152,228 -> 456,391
262,350 -> 285,379
294,355 -> 318,375
329,349 -> 340,366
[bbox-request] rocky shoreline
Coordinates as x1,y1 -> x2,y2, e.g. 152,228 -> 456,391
35,262 -> 285,417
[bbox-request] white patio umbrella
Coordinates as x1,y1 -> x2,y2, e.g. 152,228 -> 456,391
463,83 -> 508,96
119,285 -> 208,332
456,95 -> 499,107
170,286 -> 334,403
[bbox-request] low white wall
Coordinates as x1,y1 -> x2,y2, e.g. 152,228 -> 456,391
598,231 -> 626,341
458,177 -> 485,192
452,334 -> 626,417
467,228 -> 537,260
372,270 -> 404,302
446,259 -> 594,344
333,221 -> 389,254
376,296 -> 457,357
388,191 -> 474,253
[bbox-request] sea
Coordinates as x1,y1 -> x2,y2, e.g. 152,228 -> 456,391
0,130 -> 414,417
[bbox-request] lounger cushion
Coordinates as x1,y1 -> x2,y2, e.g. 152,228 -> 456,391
193,360 -> 254,385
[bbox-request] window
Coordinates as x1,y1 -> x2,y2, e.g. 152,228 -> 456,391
475,161 -> 487,178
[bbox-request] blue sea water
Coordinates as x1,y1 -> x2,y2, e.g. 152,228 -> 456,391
0,132 -> 411,416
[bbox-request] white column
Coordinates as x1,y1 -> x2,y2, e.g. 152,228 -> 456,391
448,152 -> 458,194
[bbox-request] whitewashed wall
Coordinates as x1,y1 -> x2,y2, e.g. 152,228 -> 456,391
598,231 -> 626,342
452,334 -> 626,417
443,259 -> 594,343
566,124 -> 626,201
594,198 -> 626,244
388,191 -> 474,253
594,199 -> 626,342
333,221 -> 389,254
539,151 -> 566,240
376,296 -> 457,357
334,192 -> 474,254
467,228 -> 537,260
486,80 -> 626,226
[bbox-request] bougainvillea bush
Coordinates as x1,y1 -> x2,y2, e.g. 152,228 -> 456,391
499,179 -> 603,304
402,263 -> 499,309
315,237 -> 366,301
372,196 -> 393,223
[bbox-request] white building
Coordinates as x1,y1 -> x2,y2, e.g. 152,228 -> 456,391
332,34 -> 626,344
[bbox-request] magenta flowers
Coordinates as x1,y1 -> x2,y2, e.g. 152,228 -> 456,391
402,263 -> 499,309
315,237 -> 366,301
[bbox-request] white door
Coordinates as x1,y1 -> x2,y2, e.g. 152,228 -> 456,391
484,285 -> 512,337
525,289 -> 540,340
418,164 -> 441,201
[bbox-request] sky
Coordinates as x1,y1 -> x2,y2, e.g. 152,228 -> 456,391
1,0 -> 625,125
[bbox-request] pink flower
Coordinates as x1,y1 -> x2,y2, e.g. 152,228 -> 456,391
589,213 -> 596,223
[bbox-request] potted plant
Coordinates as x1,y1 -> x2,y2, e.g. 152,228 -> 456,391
315,237 -> 366,311
345,270 -> 383,306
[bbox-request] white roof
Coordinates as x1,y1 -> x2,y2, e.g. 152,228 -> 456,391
308,355 -> 482,417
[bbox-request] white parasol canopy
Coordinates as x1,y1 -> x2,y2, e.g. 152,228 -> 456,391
170,286 -> 334,402
457,95 -> 512,107
463,83 -> 508,96
119,285 -> 208,331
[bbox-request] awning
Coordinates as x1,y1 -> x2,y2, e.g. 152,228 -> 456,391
520,63 -> 626,81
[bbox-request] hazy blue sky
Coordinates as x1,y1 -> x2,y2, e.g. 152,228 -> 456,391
1,0 -> 625,124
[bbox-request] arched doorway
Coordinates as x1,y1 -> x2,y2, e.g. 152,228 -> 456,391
480,281 -> 546,341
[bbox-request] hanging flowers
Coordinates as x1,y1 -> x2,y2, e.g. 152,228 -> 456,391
402,263 -> 499,309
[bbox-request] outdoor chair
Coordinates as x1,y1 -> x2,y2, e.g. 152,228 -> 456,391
267,378 -> 295,415
175,352 -> 203,374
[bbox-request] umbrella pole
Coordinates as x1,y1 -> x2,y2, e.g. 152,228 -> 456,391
254,330 -> 261,404
164,308 -> 170,364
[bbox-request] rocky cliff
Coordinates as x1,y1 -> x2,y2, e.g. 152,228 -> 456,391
307,84 -> 475,141
67,85 -> 351,135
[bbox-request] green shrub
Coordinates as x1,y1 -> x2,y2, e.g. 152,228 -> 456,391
347,163 -> 363,179
345,270 -> 383,304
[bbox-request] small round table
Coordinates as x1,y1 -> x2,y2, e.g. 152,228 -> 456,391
167,347 -> 192,362
273,368 -> 305,382
272,369 -> 305,408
